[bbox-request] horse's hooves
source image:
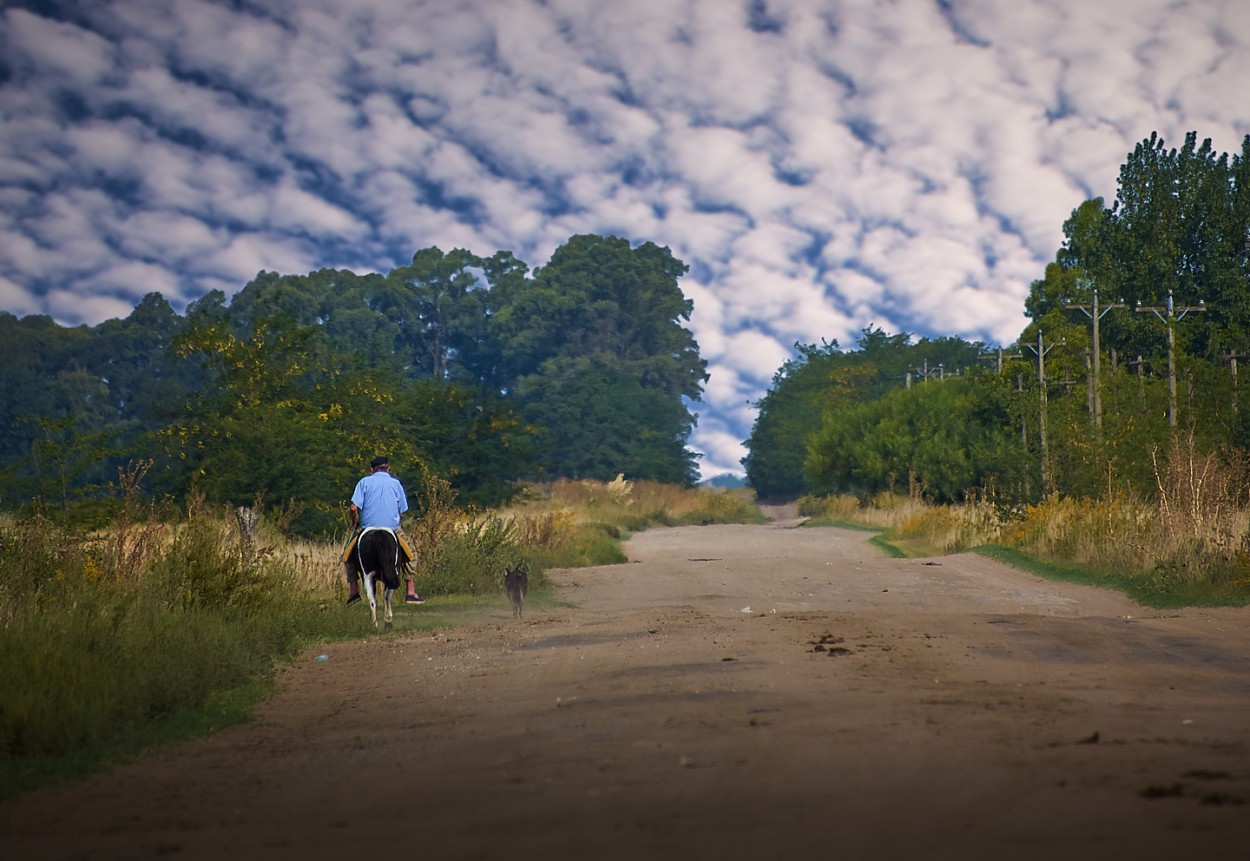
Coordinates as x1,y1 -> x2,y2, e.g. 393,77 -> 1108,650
385,620 -> 393,630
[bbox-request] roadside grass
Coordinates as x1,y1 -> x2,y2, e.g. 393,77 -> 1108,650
868,534 -> 908,558
0,478 -> 760,800
800,516 -> 880,532
798,481 -> 1250,608
0,677 -> 274,801
965,545 -> 1197,609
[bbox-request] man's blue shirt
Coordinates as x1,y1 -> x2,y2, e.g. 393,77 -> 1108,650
351,470 -> 409,530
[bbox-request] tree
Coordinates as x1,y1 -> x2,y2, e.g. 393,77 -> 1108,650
2,233 -> 713,525
743,329 -> 988,499
1021,132 -> 1250,481
743,340 -> 844,500
373,248 -> 489,382
804,372 -> 1028,503
154,314 -> 359,533
496,235 -> 707,484
519,355 -> 699,484
1107,132 -> 1250,358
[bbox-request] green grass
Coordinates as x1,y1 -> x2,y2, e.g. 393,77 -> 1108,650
0,504 -> 586,804
868,534 -> 908,558
0,592 -> 498,801
800,516 -> 882,532
0,582 -> 577,801
0,597 -> 374,799
0,676 -> 275,800
970,544 -> 1250,609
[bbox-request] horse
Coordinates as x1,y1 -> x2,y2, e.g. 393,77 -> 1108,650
356,527 -> 401,629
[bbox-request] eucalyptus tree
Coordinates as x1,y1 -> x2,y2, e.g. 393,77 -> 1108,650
1104,132 -> 1250,360
491,234 -> 708,484
380,247 -> 489,382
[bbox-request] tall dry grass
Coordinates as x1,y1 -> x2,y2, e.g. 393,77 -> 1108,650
803,434 -> 1250,603
798,489 -> 930,531
525,475 -> 764,529
480,476 -> 765,574
0,489 -> 363,776
275,476 -> 765,599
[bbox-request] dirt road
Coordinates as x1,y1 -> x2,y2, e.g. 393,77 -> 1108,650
5,507 -> 1250,860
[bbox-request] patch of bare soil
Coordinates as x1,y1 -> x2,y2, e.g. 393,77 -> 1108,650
5,512 -> 1250,860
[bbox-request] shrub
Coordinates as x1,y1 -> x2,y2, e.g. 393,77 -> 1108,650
0,504 -> 361,767
412,514 -> 527,596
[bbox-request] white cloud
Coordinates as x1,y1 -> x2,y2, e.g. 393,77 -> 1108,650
116,210 -> 221,261
2,9 -> 115,84
89,259 -> 183,304
45,289 -> 137,324
0,275 -> 41,317
205,233 -> 315,290
268,180 -> 362,236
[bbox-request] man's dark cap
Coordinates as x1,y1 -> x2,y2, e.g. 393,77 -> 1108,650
370,456 -> 389,469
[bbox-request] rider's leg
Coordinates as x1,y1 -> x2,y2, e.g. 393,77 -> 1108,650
397,532 -> 421,601
342,530 -> 362,602
345,559 -> 361,602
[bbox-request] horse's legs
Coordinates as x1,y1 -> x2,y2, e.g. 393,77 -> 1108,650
364,571 -> 380,628
383,586 -> 394,630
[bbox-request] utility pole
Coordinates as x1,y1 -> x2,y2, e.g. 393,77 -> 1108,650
1065,287 -> 1124,428
910,360 -> 943,383
1128,355 -> 1146,408
1136,290 -> 1204,428
1023,330 -> 1057,493
1225,350 -> 1245,413
978,348 -> 1006,373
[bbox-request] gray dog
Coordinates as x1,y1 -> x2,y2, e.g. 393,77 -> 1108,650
504,562 -> 529,618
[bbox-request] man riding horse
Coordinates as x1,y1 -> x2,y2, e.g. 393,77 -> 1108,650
342,455 -> 423,606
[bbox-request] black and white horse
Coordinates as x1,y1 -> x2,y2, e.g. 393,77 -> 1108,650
356,527 -> 401,629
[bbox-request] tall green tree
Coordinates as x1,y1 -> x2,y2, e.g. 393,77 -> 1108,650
496,235 -> 707,484
743,340 -> 845,500
518,354 -> 697,484
377,248 -> 488,382
1022,131 -> 1250,476
155,314 -> 357,533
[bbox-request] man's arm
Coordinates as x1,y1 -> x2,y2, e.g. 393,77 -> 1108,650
349,503 -> 361,530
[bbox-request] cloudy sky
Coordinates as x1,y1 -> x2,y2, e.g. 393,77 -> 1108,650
2,0 -> 1248,477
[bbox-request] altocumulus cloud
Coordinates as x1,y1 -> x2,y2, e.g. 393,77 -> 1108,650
1,0 -> 1247,477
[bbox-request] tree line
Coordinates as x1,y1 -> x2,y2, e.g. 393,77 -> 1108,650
0,234 -> 707,535
746,131 -> 1250,504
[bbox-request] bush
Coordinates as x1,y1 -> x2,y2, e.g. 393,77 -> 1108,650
0,506 -> 362,767
412,514 -> 527,596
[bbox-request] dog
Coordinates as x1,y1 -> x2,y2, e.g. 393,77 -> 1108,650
504,562 -> 529,618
